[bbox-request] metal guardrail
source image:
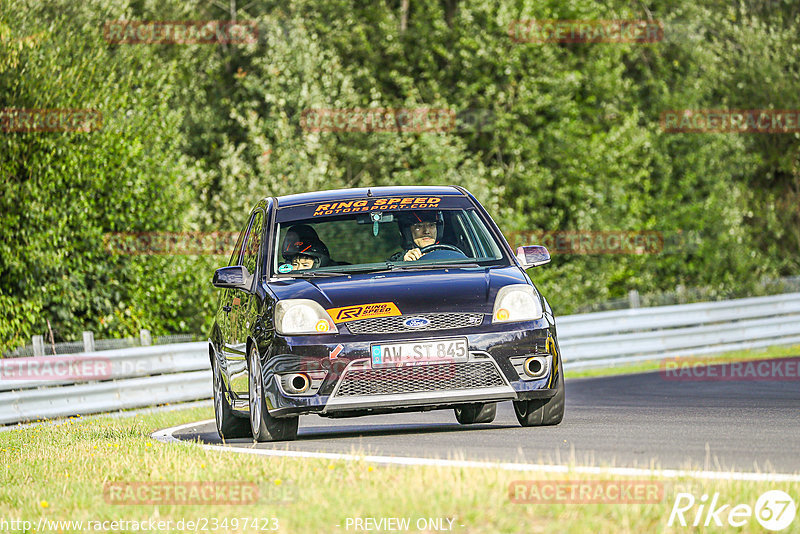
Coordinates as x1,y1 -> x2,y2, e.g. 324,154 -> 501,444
0,344 -> 211,425
0,372 -> 211,425
2,292 -> 799,424
4,330 -> 200,358
573,275 -> 800,314
559,292 -> 800,369
0,343 -> 210,392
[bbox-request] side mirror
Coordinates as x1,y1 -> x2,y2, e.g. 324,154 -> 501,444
212,265 -> 252,291
516,245 -> 550,269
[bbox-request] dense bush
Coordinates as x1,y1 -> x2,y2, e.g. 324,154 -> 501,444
1,0 -> 798,352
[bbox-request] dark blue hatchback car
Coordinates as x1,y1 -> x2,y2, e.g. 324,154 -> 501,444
209,186 -> 564,441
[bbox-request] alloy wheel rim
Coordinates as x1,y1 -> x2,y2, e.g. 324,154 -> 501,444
213,361 -> 223,426
249,350 -> 262,432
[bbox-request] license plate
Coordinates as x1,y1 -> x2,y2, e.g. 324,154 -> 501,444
370,338 -> 469,368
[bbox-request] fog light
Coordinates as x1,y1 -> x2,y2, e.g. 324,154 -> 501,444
282,373 -> 311,394
523,355 -> 549,378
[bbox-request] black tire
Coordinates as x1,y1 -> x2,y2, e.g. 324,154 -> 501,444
454,402 -> 497,424
213,355 -> 251,440
513,367 -> 565,427
248,347 -> 299,442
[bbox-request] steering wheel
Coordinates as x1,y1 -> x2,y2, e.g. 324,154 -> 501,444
419,244 -> 464,254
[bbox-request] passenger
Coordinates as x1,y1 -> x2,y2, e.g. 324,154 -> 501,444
282,224 -> 320,252
282,225 -> 331,270
288,248 -> 327,270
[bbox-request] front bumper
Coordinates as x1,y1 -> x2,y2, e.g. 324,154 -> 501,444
259,319 -> 562,418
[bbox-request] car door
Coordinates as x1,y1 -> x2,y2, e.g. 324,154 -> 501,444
217,213 -> 253,401
215,220 -> 246,381
225,208 -> 266,399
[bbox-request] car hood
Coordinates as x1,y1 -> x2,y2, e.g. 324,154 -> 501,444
266,266 -> 530,315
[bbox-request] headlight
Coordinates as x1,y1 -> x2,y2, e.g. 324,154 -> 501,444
275,299 -> 338,335
492,284 -> 543,323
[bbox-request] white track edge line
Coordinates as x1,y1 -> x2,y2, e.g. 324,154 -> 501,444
152,419 -> 800,482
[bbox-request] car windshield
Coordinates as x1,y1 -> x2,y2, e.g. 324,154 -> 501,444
272,198 -> 507,276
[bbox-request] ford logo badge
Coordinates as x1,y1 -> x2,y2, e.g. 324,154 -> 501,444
404,317 -> 430,329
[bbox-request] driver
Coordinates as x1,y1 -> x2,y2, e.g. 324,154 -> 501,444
390,211 -> 445,262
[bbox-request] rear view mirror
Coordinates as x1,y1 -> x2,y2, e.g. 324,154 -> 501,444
212,265 -> 252,291
356,212 -> 395,236
356,212 -> 395,224
516,245 -> 550,269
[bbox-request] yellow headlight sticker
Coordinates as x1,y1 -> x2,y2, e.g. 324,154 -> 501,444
327,302 -> 402,323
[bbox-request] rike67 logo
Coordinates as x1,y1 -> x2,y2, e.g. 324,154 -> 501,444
668,490 -> 796,531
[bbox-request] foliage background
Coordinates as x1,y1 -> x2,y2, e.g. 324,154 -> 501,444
1,0 -> 799,352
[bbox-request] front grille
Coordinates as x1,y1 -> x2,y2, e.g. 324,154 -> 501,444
346,313 -> 484,335
334,361 -> 504,397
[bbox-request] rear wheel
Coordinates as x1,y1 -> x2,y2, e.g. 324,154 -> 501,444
513,368 -> 565,427
454,402 -> 497,424
248,347 -> 299,442
213,355 -> 251,440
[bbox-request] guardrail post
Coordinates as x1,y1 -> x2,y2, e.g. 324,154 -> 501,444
676,284 -> 687,304
628,289 -> 640,308
140,329 -> 152,346
83,331 -> 95,352
32,335 -> 45,357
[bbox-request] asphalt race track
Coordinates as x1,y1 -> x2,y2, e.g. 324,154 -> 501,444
171,358 -> 800,475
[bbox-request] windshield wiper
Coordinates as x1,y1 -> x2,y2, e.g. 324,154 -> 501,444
281,270 -> 347,278
286,264 -> 392,277
278,262 -> 481,277
388,262 -> 481,271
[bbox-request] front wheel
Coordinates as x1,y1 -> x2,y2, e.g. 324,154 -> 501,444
248,347 -> 298,442
454,402 -> 497,424
213,355 -> 251,440
513,368 -> 565,427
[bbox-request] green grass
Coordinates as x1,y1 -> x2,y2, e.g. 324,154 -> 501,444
1,406 -> 799,533
567,344 -> 800,379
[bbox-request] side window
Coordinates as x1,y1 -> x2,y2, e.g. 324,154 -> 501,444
227,222 -> 248,267
242,210 -> 265,276
465,210 -> 502,260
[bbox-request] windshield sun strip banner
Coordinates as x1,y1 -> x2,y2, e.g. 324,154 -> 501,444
327,302 -> 402,323
275,195 -> 471,221
313,197 -> 441,216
